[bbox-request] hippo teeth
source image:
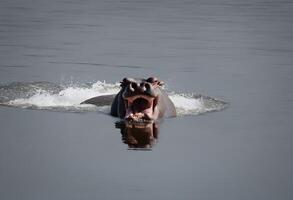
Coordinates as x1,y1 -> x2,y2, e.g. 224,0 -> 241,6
124,95 -> 154,120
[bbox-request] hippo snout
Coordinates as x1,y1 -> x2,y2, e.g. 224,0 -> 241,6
124,80 -> 155,98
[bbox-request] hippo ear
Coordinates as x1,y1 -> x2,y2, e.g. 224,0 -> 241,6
120,77 -> 134,87
120,78 -> 127,87
146,77 -> 157,83
146,77 -> 164,87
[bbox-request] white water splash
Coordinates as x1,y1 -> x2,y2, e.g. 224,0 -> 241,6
6,81 -> 119,112
169,94 -> 205,115
3,81 -> 226,115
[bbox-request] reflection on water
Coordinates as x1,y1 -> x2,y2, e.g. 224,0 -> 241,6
115,121 -> 159,150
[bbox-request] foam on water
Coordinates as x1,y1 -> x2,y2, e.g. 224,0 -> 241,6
0,81 -> 227,115
170,94 -> 205,115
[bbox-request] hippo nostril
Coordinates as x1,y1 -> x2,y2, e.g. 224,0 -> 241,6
145,82 -> 151,90
133,82 -> 139,89
130,82 -> 138,92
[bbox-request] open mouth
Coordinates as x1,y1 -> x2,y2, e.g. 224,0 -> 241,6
124,95 -> 157,121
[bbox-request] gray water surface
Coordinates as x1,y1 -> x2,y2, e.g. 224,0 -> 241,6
0,0 -> 293,200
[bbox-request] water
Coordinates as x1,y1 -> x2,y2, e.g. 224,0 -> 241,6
0,81 -> 227,114
0,0 -> 292,200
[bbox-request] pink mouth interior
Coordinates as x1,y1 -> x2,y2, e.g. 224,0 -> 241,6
124,95 -> 155,121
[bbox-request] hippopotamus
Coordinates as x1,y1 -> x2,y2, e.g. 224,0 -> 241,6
81,77 -> 176,121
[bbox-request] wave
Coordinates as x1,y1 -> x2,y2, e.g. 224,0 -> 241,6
0,81 -> 227,116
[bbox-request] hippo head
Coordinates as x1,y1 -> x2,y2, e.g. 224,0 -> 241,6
120,77 -> 164,121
